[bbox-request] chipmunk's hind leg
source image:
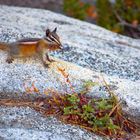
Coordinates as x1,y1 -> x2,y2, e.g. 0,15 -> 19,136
6,56 -> 14,64
6,54 -> 14,64
6,44 -> 18,64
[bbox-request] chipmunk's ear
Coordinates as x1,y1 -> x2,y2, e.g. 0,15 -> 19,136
46,29 -> 50,36
53,27 -> 57,33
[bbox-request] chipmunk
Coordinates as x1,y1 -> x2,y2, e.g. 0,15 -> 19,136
0,28 -> 62,67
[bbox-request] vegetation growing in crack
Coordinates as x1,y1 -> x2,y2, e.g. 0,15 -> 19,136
0,68 -> 137,139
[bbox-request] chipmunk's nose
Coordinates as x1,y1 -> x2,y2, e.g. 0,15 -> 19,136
57,41 -> 62,49
59,44 -> 63,49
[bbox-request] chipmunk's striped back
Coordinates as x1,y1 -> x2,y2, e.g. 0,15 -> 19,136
18,38 -> 40,45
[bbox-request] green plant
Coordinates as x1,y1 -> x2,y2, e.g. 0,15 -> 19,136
81,103 -> 95,121
63,0 -> 89,20
59,92 -> 136,137
67,94 -> 80,104
63,94 -> 80,115
96,0 -> 140,38
83,80 -> 98,89
96,0 -> 117,30
96,99 -> 112,110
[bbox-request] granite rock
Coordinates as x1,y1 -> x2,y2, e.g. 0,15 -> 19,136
0,106 -> 102,140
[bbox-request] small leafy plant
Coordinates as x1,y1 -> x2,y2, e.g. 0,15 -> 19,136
63,0 -> 90,20
59,94 -> 123,137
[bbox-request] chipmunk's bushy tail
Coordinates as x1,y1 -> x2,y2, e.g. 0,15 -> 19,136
0,42 -> 9,51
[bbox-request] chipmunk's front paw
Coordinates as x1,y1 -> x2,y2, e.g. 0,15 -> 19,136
43,62 -> 50,68
46,54 -> 55,63
6,58 -> 14,63
48,58 -> 55,63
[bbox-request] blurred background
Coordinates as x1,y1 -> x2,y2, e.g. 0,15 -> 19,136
0,0 -> 140,39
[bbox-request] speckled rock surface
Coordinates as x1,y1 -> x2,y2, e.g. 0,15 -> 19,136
0,5 -> 140,140
0,106 -> 102,140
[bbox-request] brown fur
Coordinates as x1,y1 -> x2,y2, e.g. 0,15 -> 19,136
19,44 -> 37,57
